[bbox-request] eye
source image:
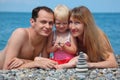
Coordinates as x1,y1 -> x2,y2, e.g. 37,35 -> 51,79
55,22 -> 61,26
55,22 -> 60,25
63,22 -> 68,25
49,22 -> 54,26
69,21 -> 73,24
74,22 -> 80,25
40,20 -> 47,24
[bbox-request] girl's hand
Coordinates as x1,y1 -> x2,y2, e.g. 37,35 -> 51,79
54,40 -> 65,50
54,43 -> 62,50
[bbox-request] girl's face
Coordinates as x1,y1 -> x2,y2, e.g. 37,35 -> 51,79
69,17 -> 84,37
55,19 -> 69,33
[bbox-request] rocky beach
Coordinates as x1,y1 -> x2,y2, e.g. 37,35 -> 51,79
0,54 -> 120,80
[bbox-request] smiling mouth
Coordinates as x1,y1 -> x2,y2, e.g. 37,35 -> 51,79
72,30 -> 77,33
45,30 -> 50,34
43,29 -> 48,33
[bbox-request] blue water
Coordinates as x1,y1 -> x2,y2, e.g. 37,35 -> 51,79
0,12 -> 120,54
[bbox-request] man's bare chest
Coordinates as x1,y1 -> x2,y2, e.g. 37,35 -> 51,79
19,43 -> 43,60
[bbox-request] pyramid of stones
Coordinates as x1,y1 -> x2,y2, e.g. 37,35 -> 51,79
76,52 -> 88,75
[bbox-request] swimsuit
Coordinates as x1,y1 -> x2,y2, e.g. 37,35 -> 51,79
51,31 -> 75,64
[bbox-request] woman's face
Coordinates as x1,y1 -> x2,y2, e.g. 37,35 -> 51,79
69,17 -> 84,37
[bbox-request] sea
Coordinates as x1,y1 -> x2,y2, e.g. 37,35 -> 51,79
0,12 -> 120,54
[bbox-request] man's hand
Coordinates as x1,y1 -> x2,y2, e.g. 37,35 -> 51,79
7,58 -> 24,69
34,57 -> 58,69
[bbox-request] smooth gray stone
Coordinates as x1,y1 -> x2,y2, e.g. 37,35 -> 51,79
78,60 -> 86,63
76,64 -> 88,68
76,68 -> 88,72
76,63 -> 87,66
77,60 -> 87,63
78,58 -> 86,60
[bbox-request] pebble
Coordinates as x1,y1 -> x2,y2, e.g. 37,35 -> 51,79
0,55 -> 120,80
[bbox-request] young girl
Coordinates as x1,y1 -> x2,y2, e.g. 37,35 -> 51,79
47,5 -> 77,66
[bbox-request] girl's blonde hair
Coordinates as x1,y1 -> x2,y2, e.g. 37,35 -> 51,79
54,4 -> 69,21
70,6 -> 113,62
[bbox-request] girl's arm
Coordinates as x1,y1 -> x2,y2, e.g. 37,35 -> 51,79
62,35 -> 77,54
47,33 -> 58,53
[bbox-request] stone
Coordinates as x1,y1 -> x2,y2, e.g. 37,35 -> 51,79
76,64 -> 88,68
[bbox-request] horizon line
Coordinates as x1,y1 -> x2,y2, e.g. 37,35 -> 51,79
0,11 -> 120,14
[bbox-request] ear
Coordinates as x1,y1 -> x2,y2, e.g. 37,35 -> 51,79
30,18 -> 35,26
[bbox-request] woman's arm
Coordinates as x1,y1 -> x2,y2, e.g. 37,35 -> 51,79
88,29 -> 118,68
88,52 -> 118,68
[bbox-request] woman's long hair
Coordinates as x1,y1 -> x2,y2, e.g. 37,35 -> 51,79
70,6 -> 113,62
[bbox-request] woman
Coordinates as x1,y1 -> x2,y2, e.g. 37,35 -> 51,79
55,6 -> 118,69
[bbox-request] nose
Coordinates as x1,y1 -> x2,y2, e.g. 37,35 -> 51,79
59,24 -> 64,28
69,23 -> 74,30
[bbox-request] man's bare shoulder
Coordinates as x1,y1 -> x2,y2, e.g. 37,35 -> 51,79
13,28 -> 28,37
8,28 -> 29,42
13,28 -> 28,35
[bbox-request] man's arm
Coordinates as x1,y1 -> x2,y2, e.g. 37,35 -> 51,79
19,57 -> 57,69
3,28 -> 28,70
18,46 -> 57,69
7,58 -> 33,69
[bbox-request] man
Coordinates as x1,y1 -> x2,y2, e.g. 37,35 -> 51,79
0,6 -> 57,70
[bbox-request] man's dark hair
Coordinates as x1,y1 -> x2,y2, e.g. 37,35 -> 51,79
32,6 -> 54,21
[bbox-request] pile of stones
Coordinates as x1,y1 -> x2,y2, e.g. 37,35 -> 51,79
75,52 -> 88,79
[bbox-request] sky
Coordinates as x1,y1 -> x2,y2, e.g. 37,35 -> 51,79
0,0 -> 120,13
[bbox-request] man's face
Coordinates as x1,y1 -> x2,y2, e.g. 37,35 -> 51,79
31,10 -> 54,36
